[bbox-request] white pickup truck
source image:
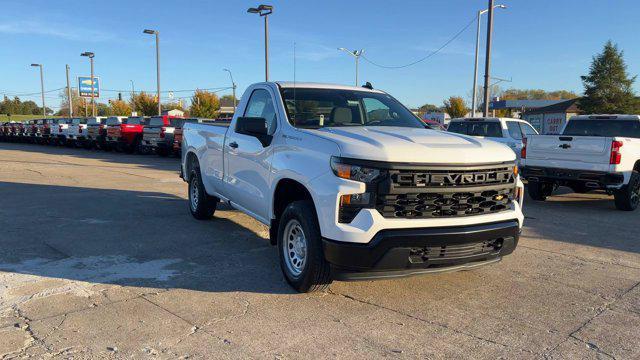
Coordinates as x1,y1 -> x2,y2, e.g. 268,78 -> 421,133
521,115 -> 640,210
181,82 -> 525,292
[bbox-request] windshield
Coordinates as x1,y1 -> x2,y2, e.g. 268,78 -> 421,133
105,117 -> 121,126
562,120 -> 640,138
280,88 -> 425,129
448,121 -> 503,137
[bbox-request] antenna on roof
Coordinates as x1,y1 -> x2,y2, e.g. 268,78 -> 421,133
293,41 -> 297,126
362,82 -> 373,90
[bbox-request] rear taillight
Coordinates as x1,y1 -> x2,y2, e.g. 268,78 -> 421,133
521,138 -> 527,159
610,140 -> 623,165
160,127 -> 166,138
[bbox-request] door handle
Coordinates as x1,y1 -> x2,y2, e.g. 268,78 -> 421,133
228,141 -> 239,149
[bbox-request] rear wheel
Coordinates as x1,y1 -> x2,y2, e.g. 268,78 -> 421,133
614,171 -> 640,211
528,181 -> 554,201
277,200 -> 332,293
188,168 -> 218,219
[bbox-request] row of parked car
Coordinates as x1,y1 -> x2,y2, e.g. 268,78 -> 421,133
0,115 -> 220,156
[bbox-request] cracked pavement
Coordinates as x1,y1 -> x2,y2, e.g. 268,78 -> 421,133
1,142 -> 639,359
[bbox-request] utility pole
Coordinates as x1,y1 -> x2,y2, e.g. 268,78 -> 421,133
66,65 -> 73,117
80,52 -> 96,116
482,0 -> 495,117
223,68 -> 237,111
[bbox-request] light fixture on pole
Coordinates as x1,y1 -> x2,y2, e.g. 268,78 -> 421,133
471,4 -> 506,117
80,51 -> 96,116
30,64 -> 46,116
223,68 -> 237,111
143,29 -> 161,115
247,4 -> 273,82
338,48 -> 364,86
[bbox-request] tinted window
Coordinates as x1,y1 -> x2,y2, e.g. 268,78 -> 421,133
243,89 -> 277,134
520,123 -> 538,136
149,117 -> 165,126
87,118 -> 101,125
280,88 -> 424,129
506,122 -> 523,140
125,117 -> 144,125
448,121 -> 503,137
105,117 -> 121,126
562,120 -> 640,138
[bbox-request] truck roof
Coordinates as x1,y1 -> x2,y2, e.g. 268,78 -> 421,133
570,114 -> 640,121
274,81 -> 384,93
450,117 -> 525,123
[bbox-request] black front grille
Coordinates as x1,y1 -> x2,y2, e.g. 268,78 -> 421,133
375,164 -> 516,219
408,238 -> 503,263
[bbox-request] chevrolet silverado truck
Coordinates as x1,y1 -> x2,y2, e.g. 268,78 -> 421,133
65,118 -> 88,146
181,82 -> 525,292
83,116 -> 108,149
522,114 -> 640,210
141,115 -> 184,156
106,116 -> 147,153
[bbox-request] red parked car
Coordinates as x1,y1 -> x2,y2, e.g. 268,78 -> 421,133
106,116 -> 148,153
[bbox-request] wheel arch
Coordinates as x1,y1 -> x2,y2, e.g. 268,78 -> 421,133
184,151 -> 199,182
270,178 -> 317,245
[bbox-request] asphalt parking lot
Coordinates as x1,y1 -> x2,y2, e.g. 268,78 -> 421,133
0,142 -> 639,359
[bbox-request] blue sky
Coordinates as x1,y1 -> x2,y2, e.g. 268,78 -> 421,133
1,0 -> 639,112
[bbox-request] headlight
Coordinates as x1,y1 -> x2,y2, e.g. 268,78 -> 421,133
330,157 -> 381,183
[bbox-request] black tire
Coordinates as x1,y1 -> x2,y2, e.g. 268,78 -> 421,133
277,200 -> 332,293
614,171 -> 640,211
528,181 -> 554,201
188,168 -> 218,220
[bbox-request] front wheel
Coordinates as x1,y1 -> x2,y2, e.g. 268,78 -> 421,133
277,200 -> 332,293
528,181 -> 554,201
188,168 -> 218,219
614,171 -> 640,211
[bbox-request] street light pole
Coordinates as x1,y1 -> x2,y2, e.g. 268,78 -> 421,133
223,68 -> 237,110
80,52 -> 96,117
472,4 -> 506,117
338,48 -> 364,86
66,64 -> 73,117
483,0 -> 496,117
30,64 -> 45,116
247,5 -> 273,82
130,80 -> 135,113
144,29 -> 161,115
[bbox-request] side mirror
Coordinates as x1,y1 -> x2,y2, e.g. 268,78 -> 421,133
235,117 -> 272,146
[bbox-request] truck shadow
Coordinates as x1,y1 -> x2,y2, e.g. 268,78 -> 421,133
522,186 -> 640,255
0,141 -> 180,173
0,181 -> 295,294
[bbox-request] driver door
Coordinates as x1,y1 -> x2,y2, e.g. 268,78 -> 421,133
224,88 -> 277,222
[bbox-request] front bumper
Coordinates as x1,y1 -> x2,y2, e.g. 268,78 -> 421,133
522,166 -> 624,189
324,220 -> 519,280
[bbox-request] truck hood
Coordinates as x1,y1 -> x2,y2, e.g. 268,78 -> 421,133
309,126 -> 516,164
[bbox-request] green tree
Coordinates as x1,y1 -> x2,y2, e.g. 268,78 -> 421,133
130,92 -> 159,116
57,89 -> 92,117
189,90 -> 220,118
96,103 -> 111,116
109,100 -> 131,116
443,96 -> 468,118
580,41 -> 639,114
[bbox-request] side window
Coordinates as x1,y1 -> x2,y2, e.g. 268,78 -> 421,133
506,121 -> 523,140
362,98 -> 391,123
520,123 -> 538,136
243,89 -> 277,134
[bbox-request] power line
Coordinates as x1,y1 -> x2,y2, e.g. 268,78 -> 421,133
361,15 -> 477,69
3,87 -> 65,97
